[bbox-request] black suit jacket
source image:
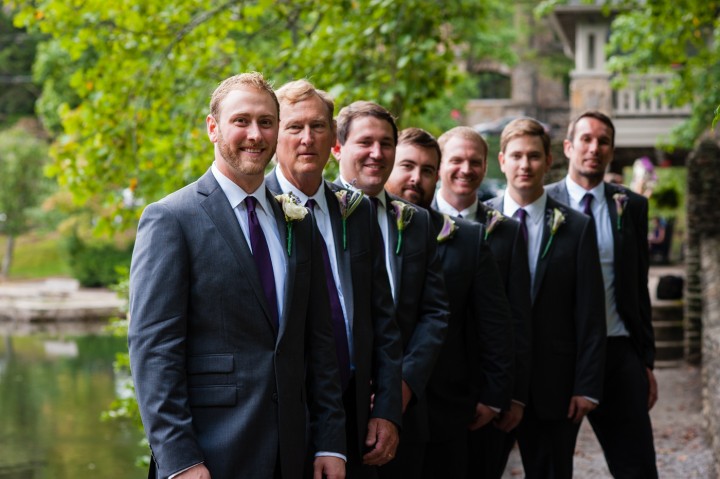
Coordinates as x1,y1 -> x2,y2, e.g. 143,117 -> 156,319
425,209 -> 513,441
129,169 -> 345,479
266,171 -> 403,456
487,194 -> 607,421
545,180 -> 655,369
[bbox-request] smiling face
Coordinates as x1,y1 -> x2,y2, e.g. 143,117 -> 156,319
207,86 -> 278,190
499,134 -> 552,205
386,143 -> 440,208
276,94 -> 336,194
438,135 -> 487,209
334,115 -> 396,196
564,116 -> 614,189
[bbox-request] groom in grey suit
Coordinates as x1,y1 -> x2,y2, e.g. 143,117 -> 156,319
128,73 -> 346,479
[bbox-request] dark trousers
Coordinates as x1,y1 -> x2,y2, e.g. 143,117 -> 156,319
423,434 -> 468,479
516,408 -> 581,479
376,436 -> 425,479
466,424 -> 516,479
588,337 -> 658,478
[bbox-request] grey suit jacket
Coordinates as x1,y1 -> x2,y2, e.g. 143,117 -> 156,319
266,170 -> 403,456
545,180 -> 655,368
128,169 -> 345,479
425,209 -> 513,440
487,194 -> 606,420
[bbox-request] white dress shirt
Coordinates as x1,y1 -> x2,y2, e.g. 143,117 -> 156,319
435,191 -> 478,220
565,177 -> 629,337
501,192 -> 547,293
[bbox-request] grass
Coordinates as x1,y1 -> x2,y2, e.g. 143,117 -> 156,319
0,232 -> 72,280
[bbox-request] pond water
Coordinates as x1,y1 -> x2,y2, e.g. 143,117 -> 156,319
0,331 -> 146,479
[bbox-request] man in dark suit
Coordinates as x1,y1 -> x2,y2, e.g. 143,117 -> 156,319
128,73 -> 346,479
332,101 -> 450,478
265,79 -> 403,478
546,110 -> 658,478
385,127 -> 514,479
432,126 -> 532,478
486,118 -> 606,478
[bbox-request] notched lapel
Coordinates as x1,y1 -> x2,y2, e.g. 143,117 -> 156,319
324,183 -> 355,329
605,185 -> 625,272
386,198 -> 403,296
532,207 -> 554,302
267,188 -> 292,339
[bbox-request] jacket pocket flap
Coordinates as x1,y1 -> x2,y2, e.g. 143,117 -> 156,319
187,354 -> 234,374
189,386 -> 237,407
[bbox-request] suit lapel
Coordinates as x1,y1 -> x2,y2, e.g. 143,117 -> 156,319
385,194 -> 403,300
267,187 -> 290,340
605,183 -> 624,275
198,172 -> 279,336
532,203 -> 553,303
324,183 -> 355,330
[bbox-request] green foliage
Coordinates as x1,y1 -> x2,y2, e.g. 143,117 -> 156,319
0,232 -> 71,279
9,0 -> 514,232
64,231 -> 133,287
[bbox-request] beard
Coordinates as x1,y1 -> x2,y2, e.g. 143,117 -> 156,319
216,128 -> 275,177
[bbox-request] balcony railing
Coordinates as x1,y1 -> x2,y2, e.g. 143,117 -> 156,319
613,74 -> 691,117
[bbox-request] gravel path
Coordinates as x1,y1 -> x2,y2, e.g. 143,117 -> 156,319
502,365 -> 716,478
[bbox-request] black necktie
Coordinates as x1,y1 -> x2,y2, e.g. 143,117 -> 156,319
306,199 -> 351,390
516,208 -> 529,244
245,196 -> 279,330
370,196 -> 386,252
581,193 -> 594,220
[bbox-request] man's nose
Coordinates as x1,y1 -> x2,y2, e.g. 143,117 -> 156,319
300,125 -> 314,145
369,142 -> 382,158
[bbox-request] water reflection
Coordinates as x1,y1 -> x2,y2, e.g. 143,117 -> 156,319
0,327 -> 145,479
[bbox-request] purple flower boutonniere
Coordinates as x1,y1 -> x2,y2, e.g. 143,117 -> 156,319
541,208 -> 566,259
335,188 -> 364,250
275,192 -> 307,256
390,200 -> 416,255
613,192 -> 629,231
437,214 -> 458,243
484,209 -> 505,240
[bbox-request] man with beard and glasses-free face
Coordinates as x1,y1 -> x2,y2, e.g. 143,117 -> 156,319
433,127 -> 532,478
333,102 -> 449,479
128,73 -> 346,479
265,80 -> 402,479
546,111 -> 658,478
385,127 -> 513,479
486,118 -> 606,479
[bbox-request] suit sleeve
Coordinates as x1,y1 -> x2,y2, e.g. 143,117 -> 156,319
305,212 -> 347,455
573,216 -> 607,400
472,227 -> 514,410
401,210 -> 450,397
367,207 -> 403,426
635,196 -> 655,369
128,202 -> 204,478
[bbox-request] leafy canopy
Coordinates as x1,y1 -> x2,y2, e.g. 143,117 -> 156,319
10,0 -> 513,232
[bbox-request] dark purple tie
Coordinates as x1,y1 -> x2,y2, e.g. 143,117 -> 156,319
245,196 -> 279,330
516,208 -> 529,244
581,193 -> 594,219
306,199 -> 351,390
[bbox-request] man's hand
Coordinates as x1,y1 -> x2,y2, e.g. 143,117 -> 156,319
313,456 -> 345,479
567,396 -> 597,423
175,464 -> 211,479
401,380 -> 413,413
647,368 -> 658,410
468,402 -> 498,431
362,418 -> 399,466
494,402 -> 524,433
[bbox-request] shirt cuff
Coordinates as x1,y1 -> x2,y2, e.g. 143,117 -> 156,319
584,396 -> 599,405
169,463 -> 203,479
511,399 -> 526,407
315,451 -> 347,462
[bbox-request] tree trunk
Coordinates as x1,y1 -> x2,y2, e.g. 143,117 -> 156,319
1,234 -> 15,279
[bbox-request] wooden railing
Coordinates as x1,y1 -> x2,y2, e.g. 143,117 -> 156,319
613,74 -> 691,117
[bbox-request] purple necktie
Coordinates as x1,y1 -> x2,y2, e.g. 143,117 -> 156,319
245,196 -> 279,330
306,199 -> 351,391
516,208 -> 529,244
581,193 -> 594,219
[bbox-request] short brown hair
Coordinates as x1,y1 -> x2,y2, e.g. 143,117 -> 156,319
398,128 -> 441,168
566,110 -> 615,147
336,101 -> 398,146
276,79 -> 335,122
500,118 -> 551,155
437,126 -> 488,160
209,72 -> 279,118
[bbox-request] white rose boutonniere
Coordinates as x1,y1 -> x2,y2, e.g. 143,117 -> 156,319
275,192 -> 307,256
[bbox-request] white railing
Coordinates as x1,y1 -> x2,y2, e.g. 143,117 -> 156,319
613,74 -> 691,117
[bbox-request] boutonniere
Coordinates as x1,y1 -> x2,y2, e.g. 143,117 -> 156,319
274,192 -> 307,256
612,192 -> 629,231
335,188 -> 364,250
484,209 -> 505,240
437,214 -> 458,243
390,200 -> 416,255
541,208 -> 566,259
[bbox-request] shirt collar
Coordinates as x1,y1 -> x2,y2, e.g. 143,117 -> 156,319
565,176 -> 605,206
275,167 -> 328,213
504,190 -> 547,224
211,162 -> 271,213
436,191 -> 478,218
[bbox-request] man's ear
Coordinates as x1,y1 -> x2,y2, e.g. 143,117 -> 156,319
207,114 -> 219,143
331,140 -> 342,161
498,151 -> 506,173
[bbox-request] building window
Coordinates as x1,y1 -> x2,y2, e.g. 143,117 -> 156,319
475,71 -> 511,99
587,34 -> 596,70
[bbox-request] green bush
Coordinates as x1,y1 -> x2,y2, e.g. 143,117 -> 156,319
64,232 -> 133,287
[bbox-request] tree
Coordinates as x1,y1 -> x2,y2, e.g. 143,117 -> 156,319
0,122 -> 51,278
8,0 -> 514,232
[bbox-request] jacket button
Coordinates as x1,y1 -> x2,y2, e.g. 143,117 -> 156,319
272,392 -> 278,402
